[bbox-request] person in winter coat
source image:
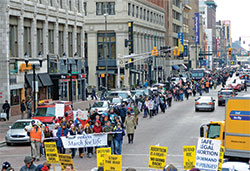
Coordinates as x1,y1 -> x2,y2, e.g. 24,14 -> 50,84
148,98 -> 155,118
20,156 -> 37,171
113,123 -> 125,155
2,100 -> 10,121
133,103 -> 140,125
124,112 -> 136,144
103,121 -> 114,154
119,104 -> 127,124
93,120 -> 103,133
56,123 -> 69,154
69,124 -> 77,158
85,124 -> 93,158
20,99 -> 26,119
77,124 -> 85,158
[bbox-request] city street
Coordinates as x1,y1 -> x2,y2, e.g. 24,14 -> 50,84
0,76 -> 249,171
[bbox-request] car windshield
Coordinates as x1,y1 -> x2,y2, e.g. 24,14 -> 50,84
11,121 -> 30,129
93,102 -> 105,107
34,107 -> 55,117
135,91 -> 144,96
112,98 -> 121,104
118,93 -> 128,99
207,124 -> 221,139
221,91 -> 233,95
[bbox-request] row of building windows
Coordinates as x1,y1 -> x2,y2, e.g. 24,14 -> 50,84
172,10 -> 181,21
9,17 -> 83,58
96,2 -> 115,15
173,0 -> 181,8
128,3 -> 164,26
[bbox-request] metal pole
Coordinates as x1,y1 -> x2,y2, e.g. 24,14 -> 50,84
33,65 -> 36,113
69,63 -> 73,106
104,14 -> 108,90
117,59 -> 120,89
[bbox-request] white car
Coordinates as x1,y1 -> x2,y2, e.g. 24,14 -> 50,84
90,101 -> 110,114
222,161 -> 249,171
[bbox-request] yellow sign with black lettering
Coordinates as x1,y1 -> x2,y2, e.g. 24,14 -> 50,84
148,145 -> 167,169
59,154 -> 75,170
97,148 -> 111,168
183,145 -> 196,170
104,154 -> 122,171
218,146 -> 225,171
44,142 -> 59,163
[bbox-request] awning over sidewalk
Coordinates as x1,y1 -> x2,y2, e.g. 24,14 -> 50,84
172,65 -> 180,70
38,73 -> 53,87
26,74 -> 42,88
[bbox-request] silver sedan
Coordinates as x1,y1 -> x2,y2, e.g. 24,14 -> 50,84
195,96 -> 215,112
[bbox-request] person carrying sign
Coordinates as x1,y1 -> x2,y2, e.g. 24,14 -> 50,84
77,124 -> 85,158
103,121 -> 114,154
56,123 -> 69,154
85,123 -> 94,158
69,124 -> 77,159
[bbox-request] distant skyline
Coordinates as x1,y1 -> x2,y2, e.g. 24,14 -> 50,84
215,0 -> 250,49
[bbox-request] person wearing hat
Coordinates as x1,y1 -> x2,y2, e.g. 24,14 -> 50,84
85,123 -> 93,158
20,156 -> 37,171
1,161 -> 11,171
124,111 -> 136,144
56,123 -> 69,154
2,100 -> 10,121
113,122 -> 125,155
26,122 -> 44,161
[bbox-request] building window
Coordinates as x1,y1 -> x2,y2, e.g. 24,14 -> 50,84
58,25 -> 64,57
132,4 -> 134,17
147,10 -> 149,21
84,32 -> 88,59
48,29 -> 54,54
69,0 -> 72,11
77,27 -> 82,57
150,12 -> 153,22
144,9 -> 146,20
96,2 -> 115,15
9,25 -> 18,57
49,0 -> 53,6
76,0 -> 80,12
10,89 -> 20,106
84,2 -> 87,16
68,26 -> 73,57
97,32 -> 116,59
24,26 -> 31,56
128,3 -> 131,16
136,6 -> 139,18
59,0 -> 63,8
37,28 -> 43,55
140,7 -> 142,19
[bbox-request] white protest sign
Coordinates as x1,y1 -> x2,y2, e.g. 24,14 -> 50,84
195,138 -> 221,171
77,110 -> 88,120
55,104 -> 65,117
61,134 -> 107,148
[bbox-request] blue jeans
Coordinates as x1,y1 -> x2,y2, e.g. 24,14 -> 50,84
114,140 -> 122,155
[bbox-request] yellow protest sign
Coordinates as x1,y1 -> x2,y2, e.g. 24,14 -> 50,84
59,154 -> 75,170
218,146 -> 225,171
183,146 -> 196,170
148,145 -> 167,169
44,142 -> 59,163
97,148 -> 111,168
104,154 -> 122,171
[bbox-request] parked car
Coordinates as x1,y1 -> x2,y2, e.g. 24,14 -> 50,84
90,101 -> 110,114
107,90 -> 132,102
218,89 -> 237,106
195,96 -> 215,112
222,161 -> 249,171
5,119 -> 42,146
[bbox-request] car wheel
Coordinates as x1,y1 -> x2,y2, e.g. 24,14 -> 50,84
211,107 -> 215,112
195,108 -> 199,112
6,142 -> 11,146
218,102 -> 221,106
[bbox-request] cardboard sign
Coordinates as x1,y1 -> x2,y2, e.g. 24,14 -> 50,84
55,104 -> 65,117
77,109 -> 89,120
183,146 -> 196,170
195,138 -> 221,171
148,145 -> 167,169
104,154 -> 122,171
59,154 -> 75,170
44,142 -> 59,163
97,148 -> 111,168
218,146 -> 225,171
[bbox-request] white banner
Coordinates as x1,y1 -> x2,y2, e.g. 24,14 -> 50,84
195,138 -> 221,171
61,134 -> 107,148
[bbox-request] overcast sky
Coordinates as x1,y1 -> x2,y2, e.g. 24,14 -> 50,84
215,0 -> 250,49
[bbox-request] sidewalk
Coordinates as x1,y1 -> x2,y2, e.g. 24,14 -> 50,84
0,99 -> 96,143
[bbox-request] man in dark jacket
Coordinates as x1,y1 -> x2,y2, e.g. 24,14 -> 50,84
113,123 -> 125,155
20,156 -> 36,171
20,99 -> 26,119
2,100 -> 10,120
119,104 -> 127,124
103,121 -> 114,154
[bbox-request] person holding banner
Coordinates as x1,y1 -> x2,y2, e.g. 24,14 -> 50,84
69,124 -> 77,159
77,124 -> 85,158
56,123 -> 69,154
85,123 -> 94,158
103,121 -> 114,154
113,122 -> 125,155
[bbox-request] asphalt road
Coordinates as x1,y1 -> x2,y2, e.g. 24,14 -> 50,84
0,76 -> 249,171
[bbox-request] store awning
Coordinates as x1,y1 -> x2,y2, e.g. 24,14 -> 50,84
38,73 -> 53,87
172,65 -> 180,70
26,74 -> 42,88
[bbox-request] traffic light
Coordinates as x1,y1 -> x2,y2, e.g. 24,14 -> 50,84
152,46 -> 159,56
228,48 -> 232,56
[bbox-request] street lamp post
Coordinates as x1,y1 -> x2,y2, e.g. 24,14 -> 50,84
104,13 -> 108,90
